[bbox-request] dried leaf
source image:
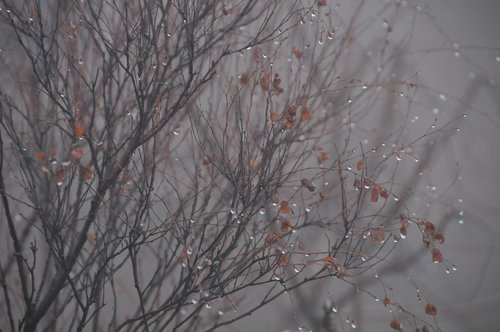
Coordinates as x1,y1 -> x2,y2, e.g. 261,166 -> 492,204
279,256 -> 289,266
71,146 -> 84,160
291,47 -> 303,59
356,160 -> 366,171
425,303 -> 437,316
301,178 -> 316,192
35,151 -> 46,161
371,227 -> 385,244
380,188 -> 389,199
80,164 -> 93,181
370,188 -> 379,203
323,256 -> 336,267
383,297 -> 391,307
423,220 -> 436,236
74,123 -> 85,137
434,232 -> 445,244
270,112 -> 280,122
260,72 -> 270,91
390,319 -> 402,331
432,248 -> 443,263
300,106 -> 311,121
239,72 -> 249,85
279,200 -> 291,214
281,219 -> 293,233
317,152 -> 329,164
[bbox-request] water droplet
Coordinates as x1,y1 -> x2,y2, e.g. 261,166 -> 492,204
186,246 -> 193,255
299,17 -> 305,24
205,303 -> 211,309
218,310 -> 224,316
454,51 -> 460,57
439,94 -> 447,101
347,165 -> 352,171
393,195 -> 400,202
459,211 -> 464,216
294,267 -> 300,273
305,206 -> 311,213
262,53 -> 268,59
311,11 -> 317,18
496,56 -> 500,62
381,19 -> 389,29
452,265 -> 457,271
190,219 -> 195,224
327,31 -> 335,40
259,208 -> 265,215
192,298 -> 198,304
331,303 -> 339,312
351,320 -> 357,328
173,128 -> 181,135
445,268 -> 451,274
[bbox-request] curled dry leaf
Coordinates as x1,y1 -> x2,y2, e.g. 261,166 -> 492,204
390,319 -> 403,331
281,219 -> 293,233
239,72 -> 249,85
356,160 -> 365,171
371,227 -> 385,244
279,200 -> 292,214
425,303 -> 438,316
301,178 -> 316,192
432,248 -> 443,263
74,123 -> 85,137
318,0 -> 327,6
423,219 -> 436,236
434,232 -> 445,244
383,297 -> 391,307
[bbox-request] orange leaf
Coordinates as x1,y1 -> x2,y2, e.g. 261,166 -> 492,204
35,151 -> 46,161
279,256 -> 289,266
322,256 -> 336,267
356,160 -> 365,171
317,152 -> 329,164
74,123 -> 85,137
279,201 -> 291,214
300,106 -> 311,121
71,146 -> 84,160
270,112 -> 280,122
425,303 -> 438,316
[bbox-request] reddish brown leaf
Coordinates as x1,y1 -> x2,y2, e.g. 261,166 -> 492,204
425,303 -> 437,316
279,201 -> 291,214
35,150 -> 46,161
317,152 -> 329,164
270,112 -> 280,122
80,164 -> 93,181
370,188 -> 379,203
239,73 -> 249,85
71,146 -> 84,160
260,72 -> 270,91
383,297 -> 391,307
423,220 -> 436,236
74,123 -> 85,137
317,0 -> 327,6
390,319 -> 402,331
279,256 -> 289,266
356,160 -> 366,171
300,106 -> 311,121
291,47 -> 303,59
281,219 -> 293,233
432,248 -> 443,263
434,232 -> 445,244
301,178 -> 316,192
371,227 -> 385,244
380,188 -> 389,199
